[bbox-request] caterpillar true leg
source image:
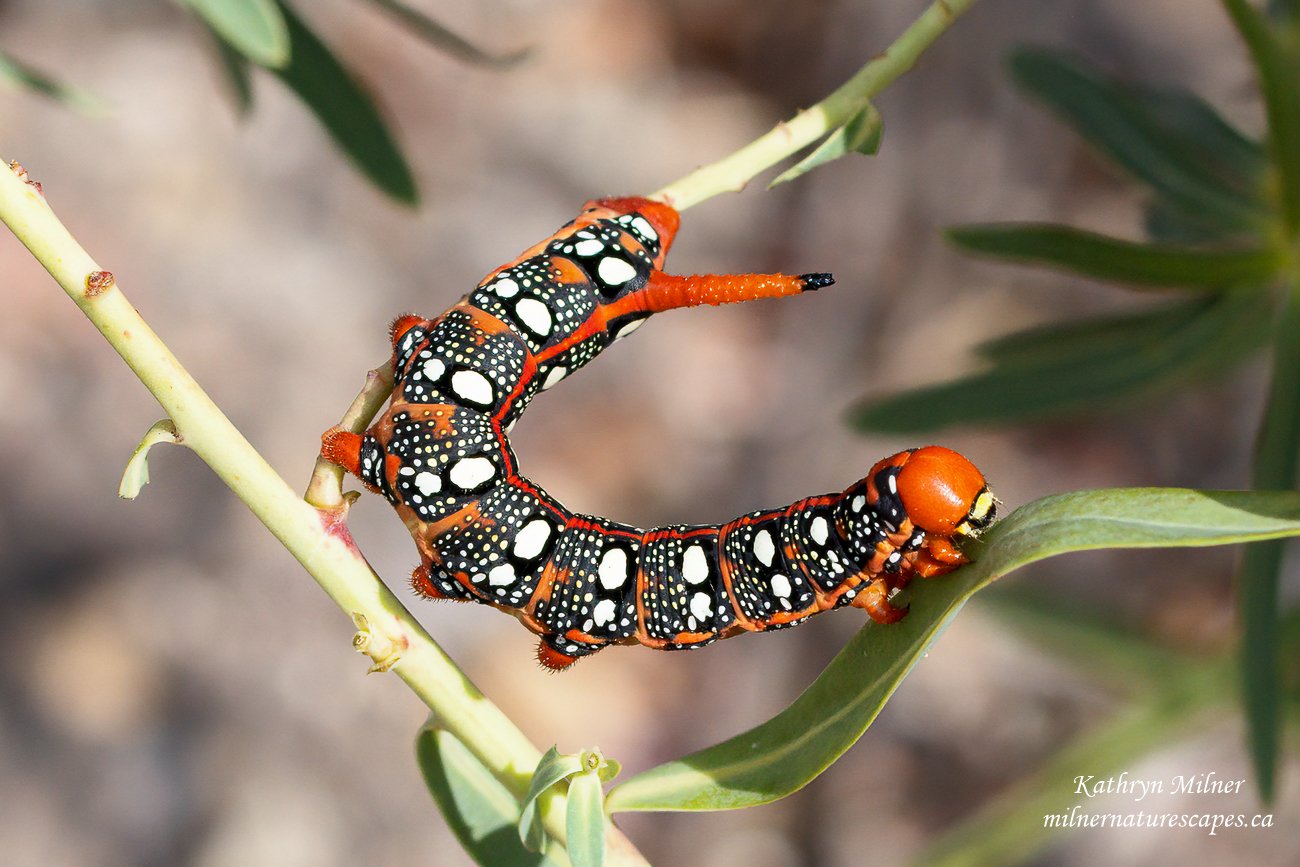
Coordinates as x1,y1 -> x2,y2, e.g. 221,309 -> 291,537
853,577 -> 909,625
319,197 -> 996,668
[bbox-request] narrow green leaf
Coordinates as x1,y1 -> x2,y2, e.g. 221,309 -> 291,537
1238,288 -> 1300,803
211,29 -> 255,115
978,589 -> 1197,689
1143,197 -> 1237,244
0,50 -> 104,114
1128,83 -> 1268,195
365,0 -> 530,68
119,420 -> 181,499
565,770 -> 606,867
914,664 -> 1231,867
1009,47 -> 1268,229
947,224 -> 1280,289
415,724 -> 565,867
270,1 -> 419,204
1222,0 -> 1300,233
178,0 -> 290,68
975,299 -> 1208,365
768,101 -> 883,187
605,488 -> 1300,813
851,291 -> 1270,433
519,747 -> 583,851
1269,0 -> 1300,25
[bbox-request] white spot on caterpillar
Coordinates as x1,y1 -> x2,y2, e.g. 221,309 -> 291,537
450,456 -> 495,489
753,529 -> 775,566
599,547 -> 629,590
422,358 -> 446,381
513,519 -> 552,559
413,471 -> 441,496
689,592 -> 712,622
682,545 -> 709,584
592,598 -> 616,627
770,573 -> 792,598
629,216 -> 658,241
597,257 -> 637,286
613,318 -> 644,341
573,239 -> 603,257
494,277 -> 519,298
451,369 -> 493,405
541,365 -> 567,390
488,563 -> 516,586
515,298 -> 552,336
810,516 -> 829,545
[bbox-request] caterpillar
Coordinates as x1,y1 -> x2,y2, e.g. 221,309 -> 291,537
321,197 -> 995,670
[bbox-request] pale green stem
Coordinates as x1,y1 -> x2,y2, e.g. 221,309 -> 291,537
651,0 -> 979,209
0,162 -> 644,864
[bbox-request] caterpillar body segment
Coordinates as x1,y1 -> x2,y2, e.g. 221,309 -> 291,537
320,197 -> 995,670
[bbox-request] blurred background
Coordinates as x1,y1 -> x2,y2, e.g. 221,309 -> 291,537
1,0 -> 1296,864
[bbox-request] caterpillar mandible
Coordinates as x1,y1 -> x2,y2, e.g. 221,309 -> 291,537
321,197 -> 996,670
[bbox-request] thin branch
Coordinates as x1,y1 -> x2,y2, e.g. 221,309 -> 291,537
651,0 -> 979,210
0,161 -> 645,865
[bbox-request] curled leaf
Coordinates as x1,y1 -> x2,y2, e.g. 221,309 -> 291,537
119,420 -> 181,499
769,101 -> 883,188
518,746 -> 583,852
416,723 -> 565,867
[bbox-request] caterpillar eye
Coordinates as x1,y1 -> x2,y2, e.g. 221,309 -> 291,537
954,489 -> 997,538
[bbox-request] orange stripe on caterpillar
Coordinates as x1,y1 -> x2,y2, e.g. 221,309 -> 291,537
320,197 -> 997,670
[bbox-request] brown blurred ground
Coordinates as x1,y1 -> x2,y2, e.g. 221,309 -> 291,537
1,0 -> 1296,865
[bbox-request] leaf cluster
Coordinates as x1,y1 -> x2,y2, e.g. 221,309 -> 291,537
1,0 -> 529,204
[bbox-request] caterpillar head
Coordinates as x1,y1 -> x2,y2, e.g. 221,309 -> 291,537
895,446 -> 996,540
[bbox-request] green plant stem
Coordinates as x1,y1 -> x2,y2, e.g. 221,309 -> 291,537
650,0 -> 979,209
0,162 -> 647,866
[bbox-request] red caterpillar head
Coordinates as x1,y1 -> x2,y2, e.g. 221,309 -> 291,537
895,446 -> 995,538
864,446 -> 995,579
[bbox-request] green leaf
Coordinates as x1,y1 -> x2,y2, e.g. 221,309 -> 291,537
914,663 -> 1231,867
119,419 -> 181,499
0,50 -> 104,114
269,1 -> 419,204
1270,0 -> 1300,25
1238,288 -> 1300,803
768,101 -> 883,187
1008,47 -> 1268,230
211,29 -> 255,115
565,769 -> 606,867
1223,0 -> 1300,233
851,291 -> 1270,433
365,0 -> 530,68
415,724 -> 565,867
974,298 -> 1208,365
947,224 -> 1280,289
1143,196 -> 1237,244
605,488 -> 1300,813
978,588 -> 1196,689
519,747 -> 583,852
178,0 -> 290,68
1127,83 -> 1268,196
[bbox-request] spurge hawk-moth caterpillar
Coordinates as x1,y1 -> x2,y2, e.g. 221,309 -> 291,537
322,197 -> 996,670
